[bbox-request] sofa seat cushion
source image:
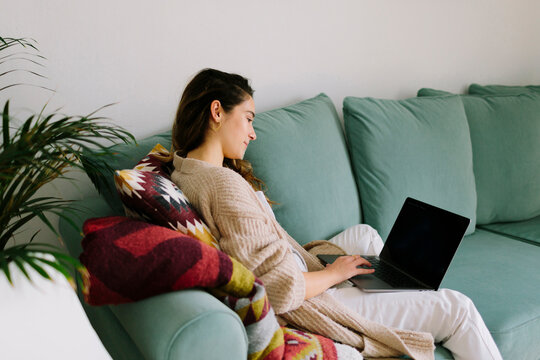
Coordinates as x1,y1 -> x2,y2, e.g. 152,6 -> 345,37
441,229 -> 540,360
479,215 -> 540,246
244,93 -> 361,245
343,95 -> 476,241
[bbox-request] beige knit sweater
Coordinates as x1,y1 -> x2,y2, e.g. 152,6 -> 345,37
171,155 -> 435,360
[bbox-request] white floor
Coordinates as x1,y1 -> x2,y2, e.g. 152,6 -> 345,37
0,259 -> 111,360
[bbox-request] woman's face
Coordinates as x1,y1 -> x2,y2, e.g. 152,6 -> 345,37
218,97 -> 256,159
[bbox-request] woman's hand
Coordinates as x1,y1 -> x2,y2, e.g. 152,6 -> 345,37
325,255 -> 374,284
303,255 -> 374,300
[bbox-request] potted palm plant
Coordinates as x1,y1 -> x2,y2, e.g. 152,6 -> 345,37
0,36 -> 134,287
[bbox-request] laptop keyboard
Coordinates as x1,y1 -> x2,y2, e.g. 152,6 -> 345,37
362,256 -> 421,288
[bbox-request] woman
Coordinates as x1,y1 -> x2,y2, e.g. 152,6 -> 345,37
170,68 -> 502,360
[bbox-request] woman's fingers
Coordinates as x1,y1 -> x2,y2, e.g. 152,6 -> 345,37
335,255 -> 375,277
347,256 -> 375,276
352,255 -> 372,267
356,267 -> 375,275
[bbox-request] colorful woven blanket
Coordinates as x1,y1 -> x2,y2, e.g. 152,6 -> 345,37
80,216 -> 338,360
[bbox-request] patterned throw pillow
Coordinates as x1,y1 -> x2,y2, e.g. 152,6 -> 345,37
132,143 -> 173,177
114,144 -> 219,249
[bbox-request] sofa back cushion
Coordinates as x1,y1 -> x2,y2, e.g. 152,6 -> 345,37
343,95 -> 476,241
468,83 -> 540,96
416,88 -> 453,97
419,90 -> 540,224
459,93 -> 540,224
244,93 -> 361,245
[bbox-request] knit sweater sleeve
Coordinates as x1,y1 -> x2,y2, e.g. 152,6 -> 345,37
208,168 -> 306,314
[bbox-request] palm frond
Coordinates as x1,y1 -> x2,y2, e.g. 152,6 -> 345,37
0,97 -> 135,282
0,107 -> 134,249
0,52 -> 46,64
0,69 -> 47,79
0,37 -> 38,52
2,243 -> 85,287
0,35 -> 135,287
2,101 -> 9,145
0,37 -> 48,93
0,83 -> 55,93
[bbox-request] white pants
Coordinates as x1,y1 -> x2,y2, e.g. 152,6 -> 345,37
327,225 -> 503,360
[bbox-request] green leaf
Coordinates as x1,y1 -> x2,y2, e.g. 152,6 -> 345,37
28,230 -> 41,244
0,83 -> 54,93
0,253 -> 13,285
13,257 -> 31,282
0,244 -> 84,286
2,101 -> 9,147
0,213 -> 36,250
0,37 -> 38,52
20,254 -> 51,280
0,53 -> 45,67
0,69 -> 47,79
34,212 -> 59,236
34,250 -> 82,269
33,256 -> 74,284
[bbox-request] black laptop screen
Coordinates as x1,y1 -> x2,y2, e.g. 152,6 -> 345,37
379,198 -> 469,289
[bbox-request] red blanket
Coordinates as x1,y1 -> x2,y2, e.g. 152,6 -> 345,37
80,216 -> 338,360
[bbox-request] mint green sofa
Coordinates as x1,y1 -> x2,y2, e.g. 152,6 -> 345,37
59,87 -> 540,360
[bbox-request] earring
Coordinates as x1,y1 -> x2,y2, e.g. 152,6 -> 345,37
213,122 -> 222,131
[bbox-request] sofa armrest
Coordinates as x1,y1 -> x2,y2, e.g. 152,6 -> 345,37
60,197 -> 248,359
110,289 -> 248,360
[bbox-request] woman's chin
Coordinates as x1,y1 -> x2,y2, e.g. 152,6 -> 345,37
237,149 -> 247,160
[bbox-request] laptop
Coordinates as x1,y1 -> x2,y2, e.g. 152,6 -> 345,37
317,197 -> 470,292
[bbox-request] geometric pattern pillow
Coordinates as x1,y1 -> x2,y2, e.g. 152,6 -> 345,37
132,143 -> 173,177
114,144 -> 219,249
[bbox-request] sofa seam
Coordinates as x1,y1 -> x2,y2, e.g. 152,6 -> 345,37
477,226 -> 540,247
488,314 -> 540,335
165,310 -> 248,360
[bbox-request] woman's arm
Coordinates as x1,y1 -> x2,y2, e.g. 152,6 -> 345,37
303,255 -> 375,299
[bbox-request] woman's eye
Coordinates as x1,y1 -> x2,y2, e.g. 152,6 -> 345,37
247,118 -> 253,122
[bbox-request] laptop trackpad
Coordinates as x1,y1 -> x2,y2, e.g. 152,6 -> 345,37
351,274 -> 395,291
352,274 -> 430,292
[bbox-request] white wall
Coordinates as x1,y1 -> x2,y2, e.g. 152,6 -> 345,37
2,0 -> 540,247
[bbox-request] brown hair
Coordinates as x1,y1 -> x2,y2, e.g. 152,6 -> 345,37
172,68 -> 267,193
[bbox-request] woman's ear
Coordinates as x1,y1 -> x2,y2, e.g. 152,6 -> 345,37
209,100 -> 222,122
